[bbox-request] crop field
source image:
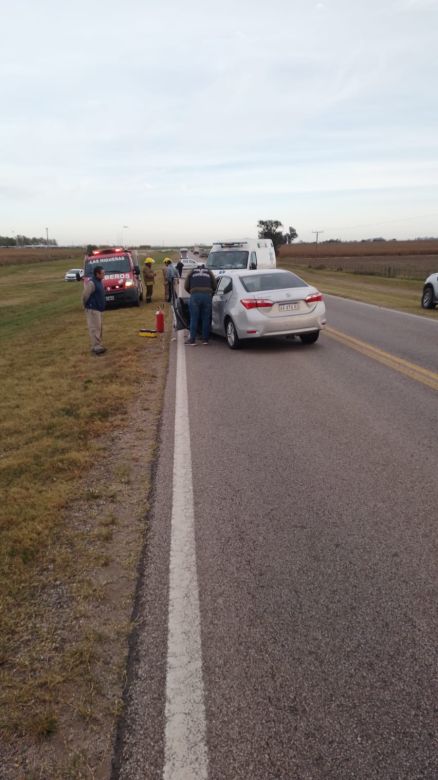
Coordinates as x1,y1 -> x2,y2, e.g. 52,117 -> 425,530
8,241 -> 436,281
279,239 -> 438,280
0,247 -> 82,267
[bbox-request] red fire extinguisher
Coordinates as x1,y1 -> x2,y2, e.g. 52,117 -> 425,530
155,307 -> 165,333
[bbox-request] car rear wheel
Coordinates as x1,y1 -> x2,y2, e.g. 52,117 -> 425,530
421,286 -> 435,309
300,331 -> 319,345
225,318 -> 240,349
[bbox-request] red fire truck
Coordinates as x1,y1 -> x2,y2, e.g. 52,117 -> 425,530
83,247 -> 144,307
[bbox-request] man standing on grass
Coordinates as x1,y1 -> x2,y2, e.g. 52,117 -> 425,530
82,265 -> 106,355
165,259 -> 177,302
143,257 -> 156,303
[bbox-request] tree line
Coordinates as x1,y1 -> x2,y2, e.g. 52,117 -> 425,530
0,235 -> 58,247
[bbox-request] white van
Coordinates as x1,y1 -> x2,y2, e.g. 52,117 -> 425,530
206,239 -> 276,275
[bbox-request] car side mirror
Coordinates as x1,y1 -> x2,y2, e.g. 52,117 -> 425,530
250,262 -> 257,270
134,267 -> 140,277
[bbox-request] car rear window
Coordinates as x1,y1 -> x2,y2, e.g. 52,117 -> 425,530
240,271 -> 308,293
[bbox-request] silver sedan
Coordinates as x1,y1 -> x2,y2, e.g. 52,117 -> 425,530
211,269 -> 326,349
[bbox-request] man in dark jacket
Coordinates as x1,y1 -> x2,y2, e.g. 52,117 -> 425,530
176,247 -> 188,277
176,259 -> 184,277
82,265 -> 106,354
184,264 -> 217,345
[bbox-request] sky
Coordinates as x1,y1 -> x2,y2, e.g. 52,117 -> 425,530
1,0 -> 438,246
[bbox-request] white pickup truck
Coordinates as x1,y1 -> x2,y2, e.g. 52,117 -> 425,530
421,273 -> 438,309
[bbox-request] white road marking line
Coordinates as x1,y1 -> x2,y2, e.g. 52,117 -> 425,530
163,329 -> 208,780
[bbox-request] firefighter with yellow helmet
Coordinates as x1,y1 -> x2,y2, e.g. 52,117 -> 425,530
142,257 -> 156,303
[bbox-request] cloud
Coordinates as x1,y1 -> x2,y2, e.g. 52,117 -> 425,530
1,0 -> 437,243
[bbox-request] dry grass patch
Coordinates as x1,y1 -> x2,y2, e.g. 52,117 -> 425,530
0,258 -> 173,777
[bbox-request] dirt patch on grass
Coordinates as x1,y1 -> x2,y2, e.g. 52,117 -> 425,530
0,346 -> 169,778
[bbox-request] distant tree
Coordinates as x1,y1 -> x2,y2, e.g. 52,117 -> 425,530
0,235 -> 16,247
257,220 -> 286,255
288,226 -> 298,243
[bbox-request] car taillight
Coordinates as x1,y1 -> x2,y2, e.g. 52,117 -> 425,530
305,292 -> 323,304
240,298 -> 273,309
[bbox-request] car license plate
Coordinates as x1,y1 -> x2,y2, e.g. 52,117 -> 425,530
105,295 -> 115,301
279,303 -> 298,312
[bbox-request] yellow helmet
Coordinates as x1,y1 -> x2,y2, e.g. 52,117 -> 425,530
144,257 -> 155,264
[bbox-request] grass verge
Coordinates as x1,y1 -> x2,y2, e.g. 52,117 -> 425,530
0,256 -> 172,777
279,260 -> 438,319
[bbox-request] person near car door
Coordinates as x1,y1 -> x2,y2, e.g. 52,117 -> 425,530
143,258 -> 156,303
82,265 -> 106,355
162,258 -> 171,302
176,259 -> 184,277
165,260 -> 177,302
176,247 -> 189,277
184,264 -> 217,345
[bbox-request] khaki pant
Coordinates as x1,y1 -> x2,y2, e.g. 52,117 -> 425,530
86,309 -> 104,351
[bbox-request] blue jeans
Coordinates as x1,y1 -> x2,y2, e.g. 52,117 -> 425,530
189,293 -> 212,342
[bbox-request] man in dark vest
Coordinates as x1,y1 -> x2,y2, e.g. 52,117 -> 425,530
184,264 -> 217,345
82,265 -> 106,354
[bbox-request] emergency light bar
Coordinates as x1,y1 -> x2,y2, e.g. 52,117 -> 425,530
91,247 -> 125,255
214,242 -> 246,248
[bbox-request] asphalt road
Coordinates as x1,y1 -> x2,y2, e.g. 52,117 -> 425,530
114,297 -> 438,780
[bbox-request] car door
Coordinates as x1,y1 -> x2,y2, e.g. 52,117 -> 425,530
212,275 -> 233,335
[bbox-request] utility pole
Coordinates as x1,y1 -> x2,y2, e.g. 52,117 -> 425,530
312,230 -> 324,256
46,227 -> 49,246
